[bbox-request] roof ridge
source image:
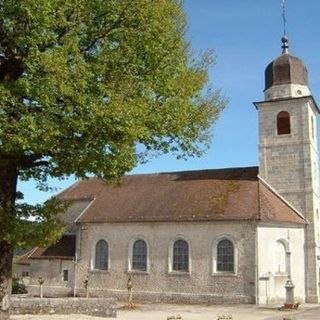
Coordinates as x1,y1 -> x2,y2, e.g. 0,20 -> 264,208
57,180 -> 81,198
72,166 -> 259,180
74,198 -> 96,223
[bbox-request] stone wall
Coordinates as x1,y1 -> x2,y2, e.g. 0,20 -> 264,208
28,259 -> 75,297
75,221 -> 257,304
11,297 -> 116,318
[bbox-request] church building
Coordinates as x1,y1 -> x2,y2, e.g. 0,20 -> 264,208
20,37 -> 320,304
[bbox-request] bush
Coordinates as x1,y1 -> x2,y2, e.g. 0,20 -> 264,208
12,278 -> 28,294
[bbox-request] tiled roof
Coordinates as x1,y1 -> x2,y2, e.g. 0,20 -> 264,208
29,235 -> 76,260
16,248 -> 38,265
258,179 -> 305,224
59,167 -> 305,225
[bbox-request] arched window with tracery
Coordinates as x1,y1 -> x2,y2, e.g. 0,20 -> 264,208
95,239 -> 109,270
132,239 -> 147,271
277,111 -> 291,135
173,239 -> 189,272
217,239 -> 234,272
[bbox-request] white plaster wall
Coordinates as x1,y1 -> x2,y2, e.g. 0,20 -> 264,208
76,221 -> 257,303
257,225 -> 305,304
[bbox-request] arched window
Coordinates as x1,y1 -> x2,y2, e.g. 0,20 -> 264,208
217,239 -> 234,272
277,111 -> 291,135
95,239 -> 109,270
311,116 -> 315,139
132,239 -> 147,271
173,239 -> 189,272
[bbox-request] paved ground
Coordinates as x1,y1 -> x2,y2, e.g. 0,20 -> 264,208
11,303 -> 320,320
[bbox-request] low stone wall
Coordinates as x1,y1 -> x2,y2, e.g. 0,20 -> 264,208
27,284 -> 73,297
85,289 -> 255,304
11,297 -> 117,318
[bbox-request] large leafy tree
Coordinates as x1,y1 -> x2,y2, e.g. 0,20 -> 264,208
0,0 -> 225,317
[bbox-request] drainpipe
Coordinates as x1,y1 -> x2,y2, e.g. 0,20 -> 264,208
73,252 -> 77,297
73,225 -> 81,297
255,225 -> 259,305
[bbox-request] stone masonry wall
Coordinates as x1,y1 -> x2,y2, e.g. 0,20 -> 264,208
28,259 -> 75,297
75,221 -> 257,304
11,297 -> 116,317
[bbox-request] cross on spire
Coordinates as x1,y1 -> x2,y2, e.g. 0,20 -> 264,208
281,1 -> 289,54
282,0 -> 287,36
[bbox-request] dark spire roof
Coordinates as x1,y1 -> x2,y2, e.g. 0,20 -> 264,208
264,37 -> 308,91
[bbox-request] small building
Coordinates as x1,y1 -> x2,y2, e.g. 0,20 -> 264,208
26,235 -> 76,297
15,248 -> 37,286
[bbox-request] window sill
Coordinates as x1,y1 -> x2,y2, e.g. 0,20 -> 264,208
127,270 -> 149,275
168,271 -> 191,276
212,272 -> 237,277
276,133 -> 291,137
90,269 -> 110,273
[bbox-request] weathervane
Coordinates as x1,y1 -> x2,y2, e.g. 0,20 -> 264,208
281,0 -> 289,54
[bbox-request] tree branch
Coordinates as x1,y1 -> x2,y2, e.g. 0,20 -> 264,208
81,5 -> 129,52
0,152 -> 50,169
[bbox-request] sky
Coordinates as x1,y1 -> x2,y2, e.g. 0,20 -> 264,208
18,0 -> 320,204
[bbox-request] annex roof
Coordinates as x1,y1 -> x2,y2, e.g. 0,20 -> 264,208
59,167 -> 305,225
15,248 -> 38,265
29,235 -> 76,260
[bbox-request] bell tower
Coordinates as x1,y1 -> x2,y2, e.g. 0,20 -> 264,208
255,37 -> 320,303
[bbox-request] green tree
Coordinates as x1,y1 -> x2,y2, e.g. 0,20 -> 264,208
0,0 -> 225,317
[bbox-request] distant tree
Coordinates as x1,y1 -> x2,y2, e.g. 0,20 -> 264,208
0,0 -> 225,317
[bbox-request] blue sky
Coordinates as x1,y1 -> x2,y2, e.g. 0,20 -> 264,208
19,0 -> 320,204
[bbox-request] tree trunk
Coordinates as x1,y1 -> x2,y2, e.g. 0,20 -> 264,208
0,164 -> 18,320
0,242 -> 13,320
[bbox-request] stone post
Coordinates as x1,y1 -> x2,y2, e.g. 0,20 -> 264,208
84,278 -> 89,299
38,277 -> 44,299
285,252 -> 295,306
127,276 -> 133,307
285,278 -> 295,304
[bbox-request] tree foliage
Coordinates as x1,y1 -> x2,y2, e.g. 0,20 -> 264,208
0,0 -> 225,246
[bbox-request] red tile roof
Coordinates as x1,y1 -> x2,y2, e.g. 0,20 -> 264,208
59,167 -> 305,225
16,248 -> 38,265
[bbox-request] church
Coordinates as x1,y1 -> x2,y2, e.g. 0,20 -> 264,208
18,36 -> 320,304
